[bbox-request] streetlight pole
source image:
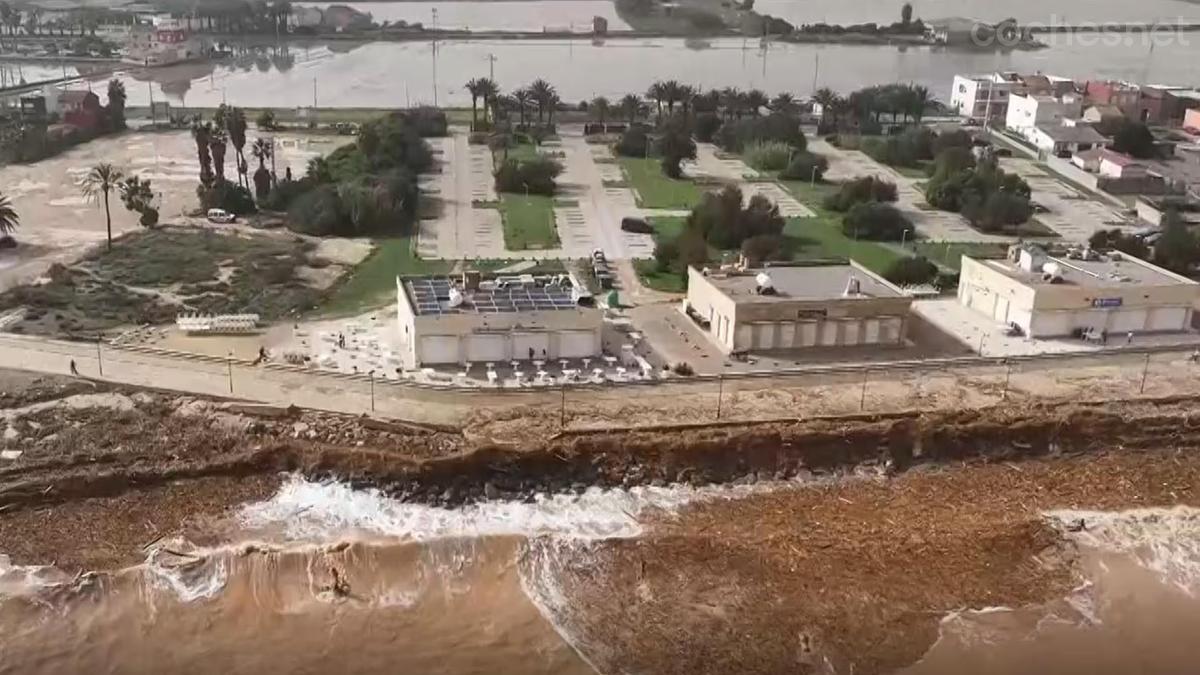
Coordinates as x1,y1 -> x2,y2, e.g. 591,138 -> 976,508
369,370 -> 375,412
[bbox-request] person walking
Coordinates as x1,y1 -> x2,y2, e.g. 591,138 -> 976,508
69,359 -> 78,376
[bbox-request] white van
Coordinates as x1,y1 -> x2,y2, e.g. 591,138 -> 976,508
206,208 -> 235,224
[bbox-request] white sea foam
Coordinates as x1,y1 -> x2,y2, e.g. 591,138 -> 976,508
237,474 -> 768,544
1046,506 -> 1200,595
0,555 -> 70,598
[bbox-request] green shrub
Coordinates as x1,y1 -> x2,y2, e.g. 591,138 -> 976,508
695,112 -> 722,142
842,202 -> 913,241
615,128 -> 650,157
823,176 -> 897,211
494,156 -> 563,196
884,256 -> 938,286
687,185 -> 784,250
743,141 -> 793,171
740,233 -> 792,265
197,180 -> 257,215
715,113 -> 806,153
779,151 -> 829,181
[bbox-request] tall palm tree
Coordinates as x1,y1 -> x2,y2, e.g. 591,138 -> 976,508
678,85 -> 697,115
645,81 -> 666,118
745,89 -> 769,116
528,78 -> 555,125
590,96 -> 610,124
719,87 -> 742,119
619,94 -> 641,125
80,163 -> 123,249
770,92 -> 796,115
190,119 -> 214,185
0,192 -> 18,239
464,78 -> 482,128
660,79 -> 684,114
251,138 -> 272,198
512,88 -> 532,128
209,127 -> 228,182
225,107 -> 249,189
477,77 -> 500,124
908,84 -> 932,124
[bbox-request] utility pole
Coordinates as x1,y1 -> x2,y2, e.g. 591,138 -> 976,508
487,52 -> 496,81
716,375 -> 724,420
560,384 -> 566,428
859,370 -> 868,410
369,370 -> 375,412
1139,352 -> 1151,394
96,337 -> 104,377
1002,362 -> 1012,400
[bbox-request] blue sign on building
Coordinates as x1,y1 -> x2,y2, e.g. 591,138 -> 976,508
1092,297 -> 1123,308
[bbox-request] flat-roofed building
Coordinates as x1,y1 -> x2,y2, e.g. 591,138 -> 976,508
957,244 -> 1200,338
684,262 -> 913,353
395,272 -> 602,368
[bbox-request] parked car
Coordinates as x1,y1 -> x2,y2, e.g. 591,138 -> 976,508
206,208 -> 236,224
620,216 -> 653,234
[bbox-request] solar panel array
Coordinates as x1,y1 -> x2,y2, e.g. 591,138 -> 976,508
406,277 -> 579,316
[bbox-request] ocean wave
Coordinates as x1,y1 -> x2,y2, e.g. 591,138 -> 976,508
236,473 -> 774,544
1046,506 -> 1200,595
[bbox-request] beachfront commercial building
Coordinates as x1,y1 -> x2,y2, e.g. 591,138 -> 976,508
683,262 -> 912,354
394,272 -> 602,369
957,244 -> 1200,338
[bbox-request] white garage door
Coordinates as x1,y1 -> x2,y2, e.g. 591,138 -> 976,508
558,330 -> 596,358
752,323 -> 775,349
1031,312 -> 1073,337
841,319 -> 861,346
798,321 -> 818,347
513,332 -> 551,360
880,317 -> 902,344
819,321 -> 839,346
862,319 -> 880,344
1149,307 -> 1188,332
418,335 -> 459,364
466,334 -> 507,363
1108,309 -> 1147,334
992,297 -> 1010,323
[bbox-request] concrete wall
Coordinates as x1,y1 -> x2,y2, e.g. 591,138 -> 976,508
687,267 -> 741,352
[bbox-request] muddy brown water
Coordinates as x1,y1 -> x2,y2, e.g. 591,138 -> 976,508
2,483 -> 1199,675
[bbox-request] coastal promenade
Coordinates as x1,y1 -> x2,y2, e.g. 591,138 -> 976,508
0,332 -> 1197,432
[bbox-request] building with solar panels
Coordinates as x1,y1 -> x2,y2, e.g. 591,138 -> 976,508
395,271 -> 603,368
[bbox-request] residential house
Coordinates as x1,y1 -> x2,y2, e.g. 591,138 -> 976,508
1185,109 -> 1200,134
1136,195 -> 1200,227
58,90 -> 102,132
1081,104 -> 1126,135
1097,149 -> 1149,179
1139,86 -> 1188,125
1029,122 -> 1106,157
1071,147 -> 1104,172
321,5 -> 372,31
1005,92 -> 1082,142
950,74 -> 1021,122
1083,80 -> 1141,119
289,6 -> 323,28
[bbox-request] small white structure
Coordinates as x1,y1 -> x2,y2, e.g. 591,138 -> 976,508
957,244 -> 1200,338
176,313 -> 260,334
395,272 -> 602,369
684,262 -> 913,354
1005,93 -> 1082,140
1097,149 -> 1149,179
1028,122 -> 1107,157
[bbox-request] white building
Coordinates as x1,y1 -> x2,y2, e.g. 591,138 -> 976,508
1005,93 -> 1082,141
1028,123 -> 1107,157
395,272 -> 602,369
684,262 -> 913,354
123,17 -> 207,67
957,244 -> 1200,338
950,74 -> 1020,122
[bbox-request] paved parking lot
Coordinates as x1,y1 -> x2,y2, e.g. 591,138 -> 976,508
999,158 -> 1130,242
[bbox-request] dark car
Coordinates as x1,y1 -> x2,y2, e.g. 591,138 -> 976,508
620,216 -> 653,234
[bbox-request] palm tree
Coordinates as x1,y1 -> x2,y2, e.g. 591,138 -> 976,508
645,81 -> 666,118
908,84 -> 932,124
209,127 -> 228,182
660,79 -> 684,114
590,96 -> 610,124
812,87 -> 842,127
745,89 -> 769,116
251,138 -> 272,198
678,85 -> 697,115
225,107 -> 249,189
0,192 -> 18,240
477,77 -> 499,124
719,87 -> 742,119
619,94 -> 641,125
80,163 -> 123,249
464,77 -> 482,128
528,78 -> 555,126
770,92 -> 796,115
190,118 -> 214,185
513,88 -> 532,128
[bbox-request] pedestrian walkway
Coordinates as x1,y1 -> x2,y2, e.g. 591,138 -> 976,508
555,205 -> 597,255
745,182 -> 814,218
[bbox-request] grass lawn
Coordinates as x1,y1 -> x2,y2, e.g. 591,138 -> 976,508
779,181 -> 906,274
910,241 -> 1010,270
633,259 -> 688,293
618,157 -> 704,210
647,215 -> 687,243
494,142 -> 541,167
499,193 -> 559,250
320,235 -> 452,315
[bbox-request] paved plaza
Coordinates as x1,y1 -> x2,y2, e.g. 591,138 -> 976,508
999,157 -> 1130,241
